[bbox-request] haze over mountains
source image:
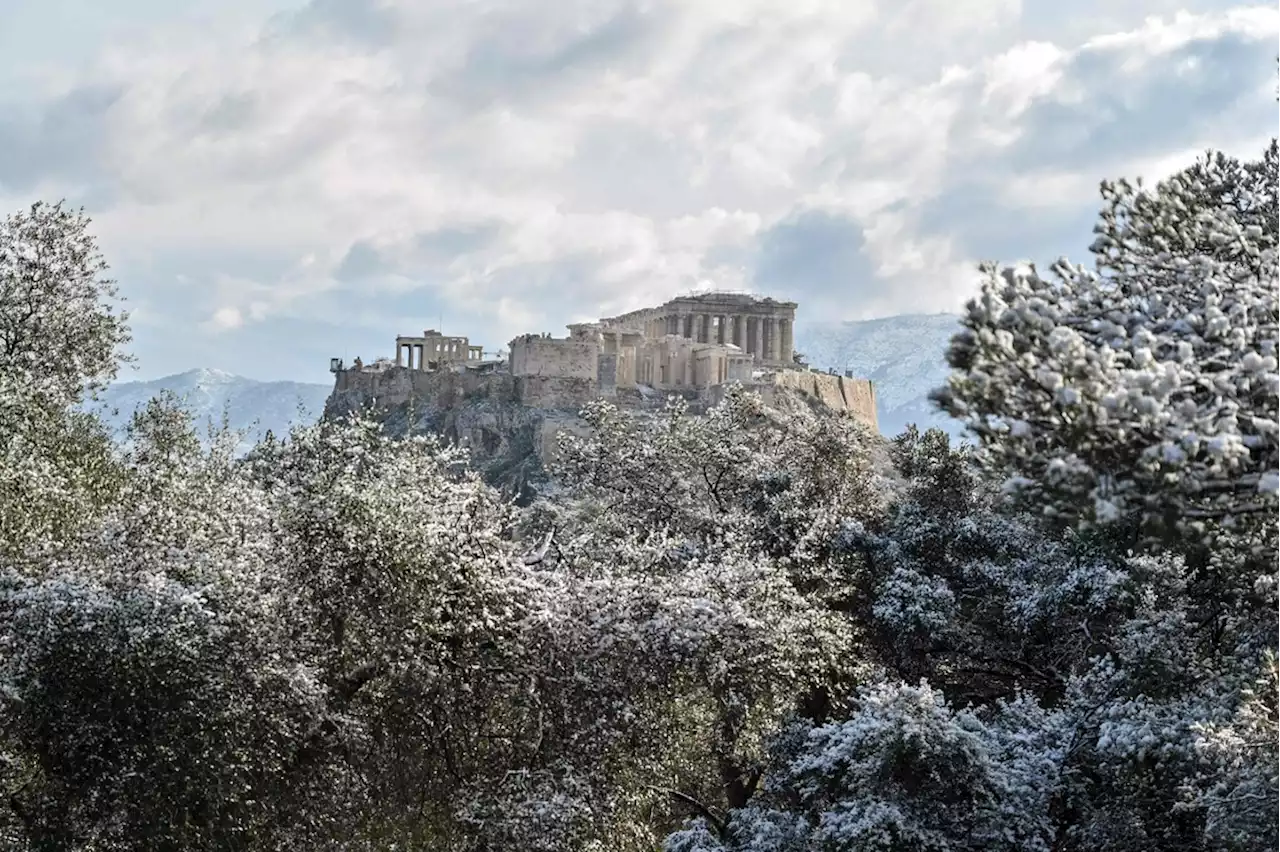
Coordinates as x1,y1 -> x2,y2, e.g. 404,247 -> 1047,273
90,314 -> 965,450
794,313 -> 965,438
87,368 -> 331,454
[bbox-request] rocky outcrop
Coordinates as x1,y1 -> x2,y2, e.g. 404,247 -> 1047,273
325,367 -> 554,502
324,364 -> 879,502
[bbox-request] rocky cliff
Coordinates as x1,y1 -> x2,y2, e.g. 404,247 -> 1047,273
324,364 -> 879,502
324,367 -> 556,502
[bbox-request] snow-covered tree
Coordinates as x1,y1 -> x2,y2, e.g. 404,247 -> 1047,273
667,682 -> 1058,852
0,396 -> 324,850
505,389 -> 887,842
933,143 -> 1279,537
0,201 -> 131,408
0,203 -> 131,558
911,137 -> 1280,844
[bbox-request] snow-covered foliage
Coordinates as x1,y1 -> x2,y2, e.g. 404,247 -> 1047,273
667,682 -> 1058,852
0,201 -> 131,408
934,143 -> 1279,536
543,388 -> 887,570
0,204 -> 131,558
2,142 -> 1276,851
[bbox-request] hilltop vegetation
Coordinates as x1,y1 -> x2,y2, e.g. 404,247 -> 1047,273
0,141 -> 1276,851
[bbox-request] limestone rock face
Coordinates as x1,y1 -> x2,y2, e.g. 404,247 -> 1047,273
325,368 -> 553,502
324,364 -> 880,502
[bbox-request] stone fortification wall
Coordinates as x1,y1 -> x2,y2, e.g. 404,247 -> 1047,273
760,371 -> 879,431
839,377 -> 877,430
329,364 -> 514,413
331,364 -> 877,433
514,375 -> 598,411
509,335 -> 598,380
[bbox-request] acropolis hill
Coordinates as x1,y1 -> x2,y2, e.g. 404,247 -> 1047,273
325,292 -> 877,493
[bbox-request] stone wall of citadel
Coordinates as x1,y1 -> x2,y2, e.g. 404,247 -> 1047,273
508,335 -> 598,380
329,363 -> 516,412
761,371 -> 878,432
329,363 -> 878,434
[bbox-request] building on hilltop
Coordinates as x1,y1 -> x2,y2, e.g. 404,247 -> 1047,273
597,291 -> 797,369
395,329 -> 484,370
332,293 -> 877,431
508,292 -> 797,398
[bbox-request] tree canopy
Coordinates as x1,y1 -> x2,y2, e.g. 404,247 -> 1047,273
1,143 -> 1276,851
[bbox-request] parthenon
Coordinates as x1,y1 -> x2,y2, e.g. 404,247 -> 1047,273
599,293 -> 797,368
506,292 -> 799,398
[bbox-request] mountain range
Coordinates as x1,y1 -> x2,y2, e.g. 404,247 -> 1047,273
86,314 -> 965,452
794,313 -> 965,439
85,368 -> 332,454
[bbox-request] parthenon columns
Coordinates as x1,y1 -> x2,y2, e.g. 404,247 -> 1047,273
652,306 -> 792,364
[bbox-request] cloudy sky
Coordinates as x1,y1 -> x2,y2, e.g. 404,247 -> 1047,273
1,0 -> 1275,383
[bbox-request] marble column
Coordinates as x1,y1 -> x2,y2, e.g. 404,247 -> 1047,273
718,314 -> 728,344
781,318 -> 793,364
753,317 -> 765,360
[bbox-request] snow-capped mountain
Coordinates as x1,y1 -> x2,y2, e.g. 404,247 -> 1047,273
794,313 -> 966,439
86,368 -> 331,453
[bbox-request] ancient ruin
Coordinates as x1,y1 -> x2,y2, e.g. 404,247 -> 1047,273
331,292 -> 878,433
395,330 -> 484,369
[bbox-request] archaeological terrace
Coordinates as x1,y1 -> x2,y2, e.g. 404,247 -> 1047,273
331,292 -> 877,430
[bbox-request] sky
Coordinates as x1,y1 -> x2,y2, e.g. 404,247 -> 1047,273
0,0 -> 1275,383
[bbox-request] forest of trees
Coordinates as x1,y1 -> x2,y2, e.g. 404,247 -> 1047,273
0,141 -> 1276,851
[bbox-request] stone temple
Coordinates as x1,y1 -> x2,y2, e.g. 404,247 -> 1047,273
332,292 -> 877,431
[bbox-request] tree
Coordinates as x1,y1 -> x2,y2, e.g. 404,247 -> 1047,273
0,202 -> 131,559
0,398 -> 321,851
0,201 -> 131,408
518,389 -> 885,843
667,682 -> 1058,852
911,136 -> 1280,844
932,143 -> 1278,537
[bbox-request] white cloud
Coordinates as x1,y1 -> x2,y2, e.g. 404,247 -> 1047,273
0,0 -> 1275,381
207,306 -> 244,332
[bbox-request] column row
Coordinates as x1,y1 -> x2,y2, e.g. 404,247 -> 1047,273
664,313 -> 792,363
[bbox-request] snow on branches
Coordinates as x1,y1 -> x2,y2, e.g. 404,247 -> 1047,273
935,142 -> 1279,536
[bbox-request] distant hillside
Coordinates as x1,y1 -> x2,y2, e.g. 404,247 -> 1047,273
86,368 -> 331,454
794,313 -> 966,439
